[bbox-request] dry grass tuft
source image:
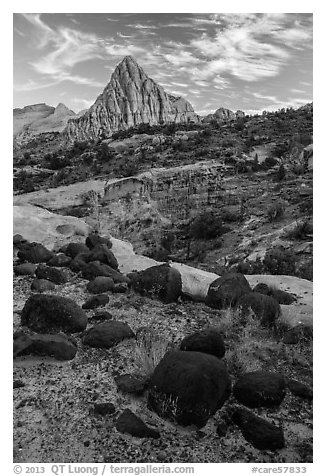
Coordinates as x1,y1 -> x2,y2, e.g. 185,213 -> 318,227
133,327 -> 170,378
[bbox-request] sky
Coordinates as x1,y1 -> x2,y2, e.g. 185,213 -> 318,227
13,13 -> 313,115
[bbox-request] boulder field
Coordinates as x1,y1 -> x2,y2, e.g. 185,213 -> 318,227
13,204 -> 312,330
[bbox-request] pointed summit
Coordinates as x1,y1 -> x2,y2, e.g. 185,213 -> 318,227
66,58 -> 199,141
54,103 -> 75,116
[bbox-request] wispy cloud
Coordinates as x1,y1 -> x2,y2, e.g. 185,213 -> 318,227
20,13 -> 104,87
105,43 -> 145,57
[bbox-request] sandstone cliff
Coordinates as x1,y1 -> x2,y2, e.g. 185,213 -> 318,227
14,103 -> 76,144
13,103 -> 55,137
66,56 -> 199,142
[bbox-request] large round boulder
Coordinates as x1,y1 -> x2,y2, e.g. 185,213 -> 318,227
86,277 -> 114,294
180,328 -> 225,359
205,273 -> 251,309
253,283 -> 295,305
82,321 -> 135,349
147,350 -> 231,428
31,278 -> 56,292
47,253 -> 72,268
81,261 -> 127,283
35,264 -> 70,285
237,292 -> 280,327
17,242 -> 54,264
14,263 -> 37,276
233,371 -> 286,408
82,294 -> 110,310
21,294 -> 88,333
85,244 -> 119,270
86,233 -> 112,250
65,242 -> 89,259
129,264 -> 182,303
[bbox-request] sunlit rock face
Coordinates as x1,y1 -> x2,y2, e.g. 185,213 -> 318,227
66,56 -> 199,142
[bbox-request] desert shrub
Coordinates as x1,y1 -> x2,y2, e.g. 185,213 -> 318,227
267,202 -> 285,221
120,160 -> 140,177
284,221 -> 313,241
263,156 -> 278,169
194,147 -> 210,158
96,142 -> 115,163
46,153 -> 70,170
13,170 -> 35,193
297,260 -> 313,281
276,164 -> 286,181
189,212 -> 229,240
299,199 -> 313,215
263,247 -> 296,275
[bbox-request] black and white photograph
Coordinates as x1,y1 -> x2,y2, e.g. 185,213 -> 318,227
11,5 -> 314,469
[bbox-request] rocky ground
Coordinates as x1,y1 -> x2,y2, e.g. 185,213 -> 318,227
13,228 -> 312,464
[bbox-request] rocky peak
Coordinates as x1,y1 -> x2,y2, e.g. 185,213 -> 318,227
54,103 -> 75,116
66,56 -> 199,142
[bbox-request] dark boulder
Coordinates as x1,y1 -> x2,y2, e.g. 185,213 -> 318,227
31,278 -> 56,292
86,277 -> 114,294
112,283 -> 128,293
147,350 -> 231,428
116,409 -> 160,439
82,261 -> 122,281
47,253 -> 72,268
82,321 -> 135,349
18,242 -> 54,264
14,332 -> 77,360
65,242 -> 89,259
205,273 -> 251,309
13,234 -> 27,246
253,283 -> 296,305
86,232 -> 112,250
14,263 -> 37,276
35,264 -> 70,285
82,294 -> 109,309
21,294 -> 87,333
287,379 -> 313,401
232,406 -> 285,450
85,244 -> 119,270
180,328 -> 225,359
233,371 -> 286,408
69,256 -> 87,273
115,374 -> 149,395
129,264 -> 182,303
92,311 -> 113,321
237,292 -> 280,327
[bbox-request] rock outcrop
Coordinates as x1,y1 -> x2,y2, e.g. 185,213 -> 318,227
14,103 -> 75,144
13,103 -> 55,137
203,107 -> 245,123
66,56 -> 199,142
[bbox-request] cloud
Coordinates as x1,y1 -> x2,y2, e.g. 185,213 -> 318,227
189,13 -> 312,82
252,92 -> 279,103
20,14 -> 104,87
163,50 -> 201,67
128,23 -> 158,30
105,44 -> 145,57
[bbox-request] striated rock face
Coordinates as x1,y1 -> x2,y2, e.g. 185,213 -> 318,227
66,56 -> 199,142
14,102 -> 76,144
